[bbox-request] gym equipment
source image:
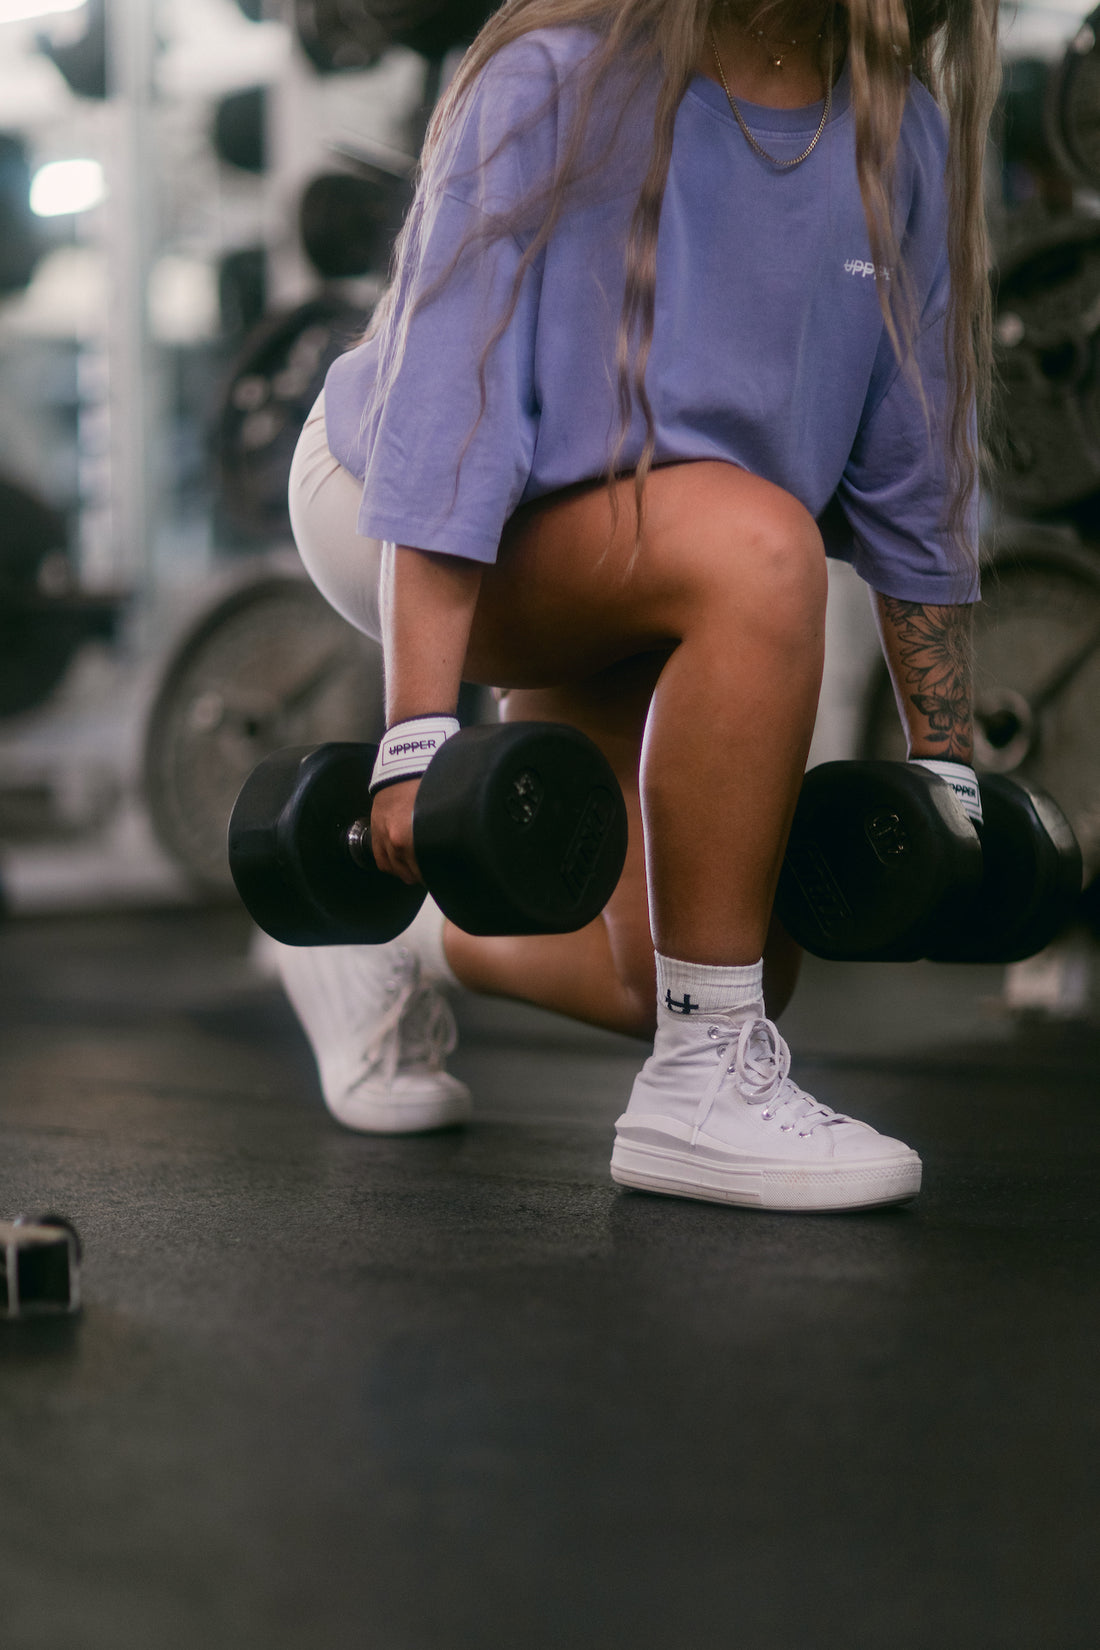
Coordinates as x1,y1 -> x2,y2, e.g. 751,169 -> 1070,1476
214,296 -> 370,541
228,723 -> 630,945
1,1216 -> 81,1319
213,86 -> 267,175
993,219 -> 1100,515
0,475 -> 121,719
0,591 -> 120,721
0,475 -> 67,591
1049,7 -> 1100,190
143,569 -> 384,894
294,0 -> 387,73
991,9 -> 1100,515
0,135 -> 42,295
924,774 -> 1082,964
294,0 -> 496,70
777,761 -> 1081,965
217,247 -> 267,338
35,0 -> 108,100
366,0 -> 498,59
777,760 -> 983,963
861,533 -> 1100,895
300,169 -> 413,280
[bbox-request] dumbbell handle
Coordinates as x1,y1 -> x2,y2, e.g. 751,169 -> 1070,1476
346,817 -> 374,869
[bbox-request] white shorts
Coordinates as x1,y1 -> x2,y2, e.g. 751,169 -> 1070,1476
287,390 -> 384,644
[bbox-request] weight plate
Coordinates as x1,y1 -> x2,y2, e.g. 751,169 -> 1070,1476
143,573 -> 384,893
215,296 -> 370,541
861,536 -> 1100,897
368,0 -> 497,58
294,0 -> 387,72
300,170 -> 413,280
229,743 -> 425,945
777,761 -> 983,962
414,723 -> 629,935
1049,8 -> 1100,190
0,595 -> 119,720
213,85 -> 267,174
993,219 -> 1100,514
925,774 -> 1083,964
0,135 -> 42,295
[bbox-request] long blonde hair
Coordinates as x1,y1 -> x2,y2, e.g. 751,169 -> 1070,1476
369,0 -> 998,567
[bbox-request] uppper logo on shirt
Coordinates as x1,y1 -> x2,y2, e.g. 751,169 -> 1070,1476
844,259 -> 890,281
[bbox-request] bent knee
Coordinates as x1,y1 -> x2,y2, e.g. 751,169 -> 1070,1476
650,464 -> 827,633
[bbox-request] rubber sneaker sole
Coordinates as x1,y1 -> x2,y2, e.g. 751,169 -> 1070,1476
327,1078 -> 473,1135
610,1119 -> 922,1212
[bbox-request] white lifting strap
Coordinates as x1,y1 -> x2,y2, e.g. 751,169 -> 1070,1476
369,715 -> 460,794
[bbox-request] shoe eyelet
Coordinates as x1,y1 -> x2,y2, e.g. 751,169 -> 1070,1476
760,1109 -> 773,1121
707,1025 -> 722,1041
779,1123 -> 795,1132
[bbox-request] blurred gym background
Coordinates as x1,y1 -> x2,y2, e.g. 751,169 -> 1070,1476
1,0 -> 1099,1014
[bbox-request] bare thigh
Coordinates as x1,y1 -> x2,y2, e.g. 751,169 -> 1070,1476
474,459 -> 822,1005
465,460 -> 823,688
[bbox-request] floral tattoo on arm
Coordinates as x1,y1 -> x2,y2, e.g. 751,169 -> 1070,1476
880,597 -> 973,759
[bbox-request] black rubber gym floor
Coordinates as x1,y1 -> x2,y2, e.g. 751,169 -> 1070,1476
1,907 -> 1098,1650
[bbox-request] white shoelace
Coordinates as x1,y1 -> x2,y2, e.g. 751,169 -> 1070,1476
690,1015 -> 847,1146
359,953 -> 458,1087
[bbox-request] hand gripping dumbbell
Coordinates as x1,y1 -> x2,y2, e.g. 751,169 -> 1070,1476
776,760 -> 1083,964
227,719 -> 629,946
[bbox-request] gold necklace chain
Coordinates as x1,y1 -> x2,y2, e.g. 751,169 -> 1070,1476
708,25 -> 833,170
740,20 -> 823,70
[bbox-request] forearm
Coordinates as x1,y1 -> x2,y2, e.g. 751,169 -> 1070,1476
872,593 -> 974,762
380,543 -> 484,723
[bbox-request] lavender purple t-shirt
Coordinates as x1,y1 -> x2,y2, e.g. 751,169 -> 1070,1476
323,26 -> 978,603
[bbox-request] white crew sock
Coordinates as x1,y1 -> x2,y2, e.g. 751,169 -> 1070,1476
403,895 -> 461,990
655,951 -> 764,1021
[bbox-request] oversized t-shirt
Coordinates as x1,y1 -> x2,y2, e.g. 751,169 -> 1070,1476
323,26 -> 979,603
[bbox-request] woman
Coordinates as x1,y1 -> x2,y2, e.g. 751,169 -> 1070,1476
275,0 -> 998,1210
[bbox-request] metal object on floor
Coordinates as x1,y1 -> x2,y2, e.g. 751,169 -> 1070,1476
143,570 -> 384,894
1,1216 -> 82,1319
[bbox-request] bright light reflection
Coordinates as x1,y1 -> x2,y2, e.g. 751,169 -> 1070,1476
30,158 -> 106,217
0,0 -> 86,23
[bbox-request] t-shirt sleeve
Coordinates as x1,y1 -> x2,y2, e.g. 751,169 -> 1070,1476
832,298 -> 979,605
828,110 -> 980,607
354,48 -> 557,562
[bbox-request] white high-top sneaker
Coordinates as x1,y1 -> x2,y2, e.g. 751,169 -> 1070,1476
266,936 -> 472,1134
611,1006 -> 921,1211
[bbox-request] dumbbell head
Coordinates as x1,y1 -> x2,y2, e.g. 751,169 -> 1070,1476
228,743 -> 425,945
413,722 -> 628,936
925,774 -> 1083,964
776,760 -> 984,962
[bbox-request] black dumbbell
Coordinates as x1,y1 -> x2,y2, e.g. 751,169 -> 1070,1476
924,773 -> 1082,963
228,721 -> 629,946
776,761 -> 1082,964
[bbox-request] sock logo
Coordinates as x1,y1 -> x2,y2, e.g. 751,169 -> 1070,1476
665,990 -> 701,1015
